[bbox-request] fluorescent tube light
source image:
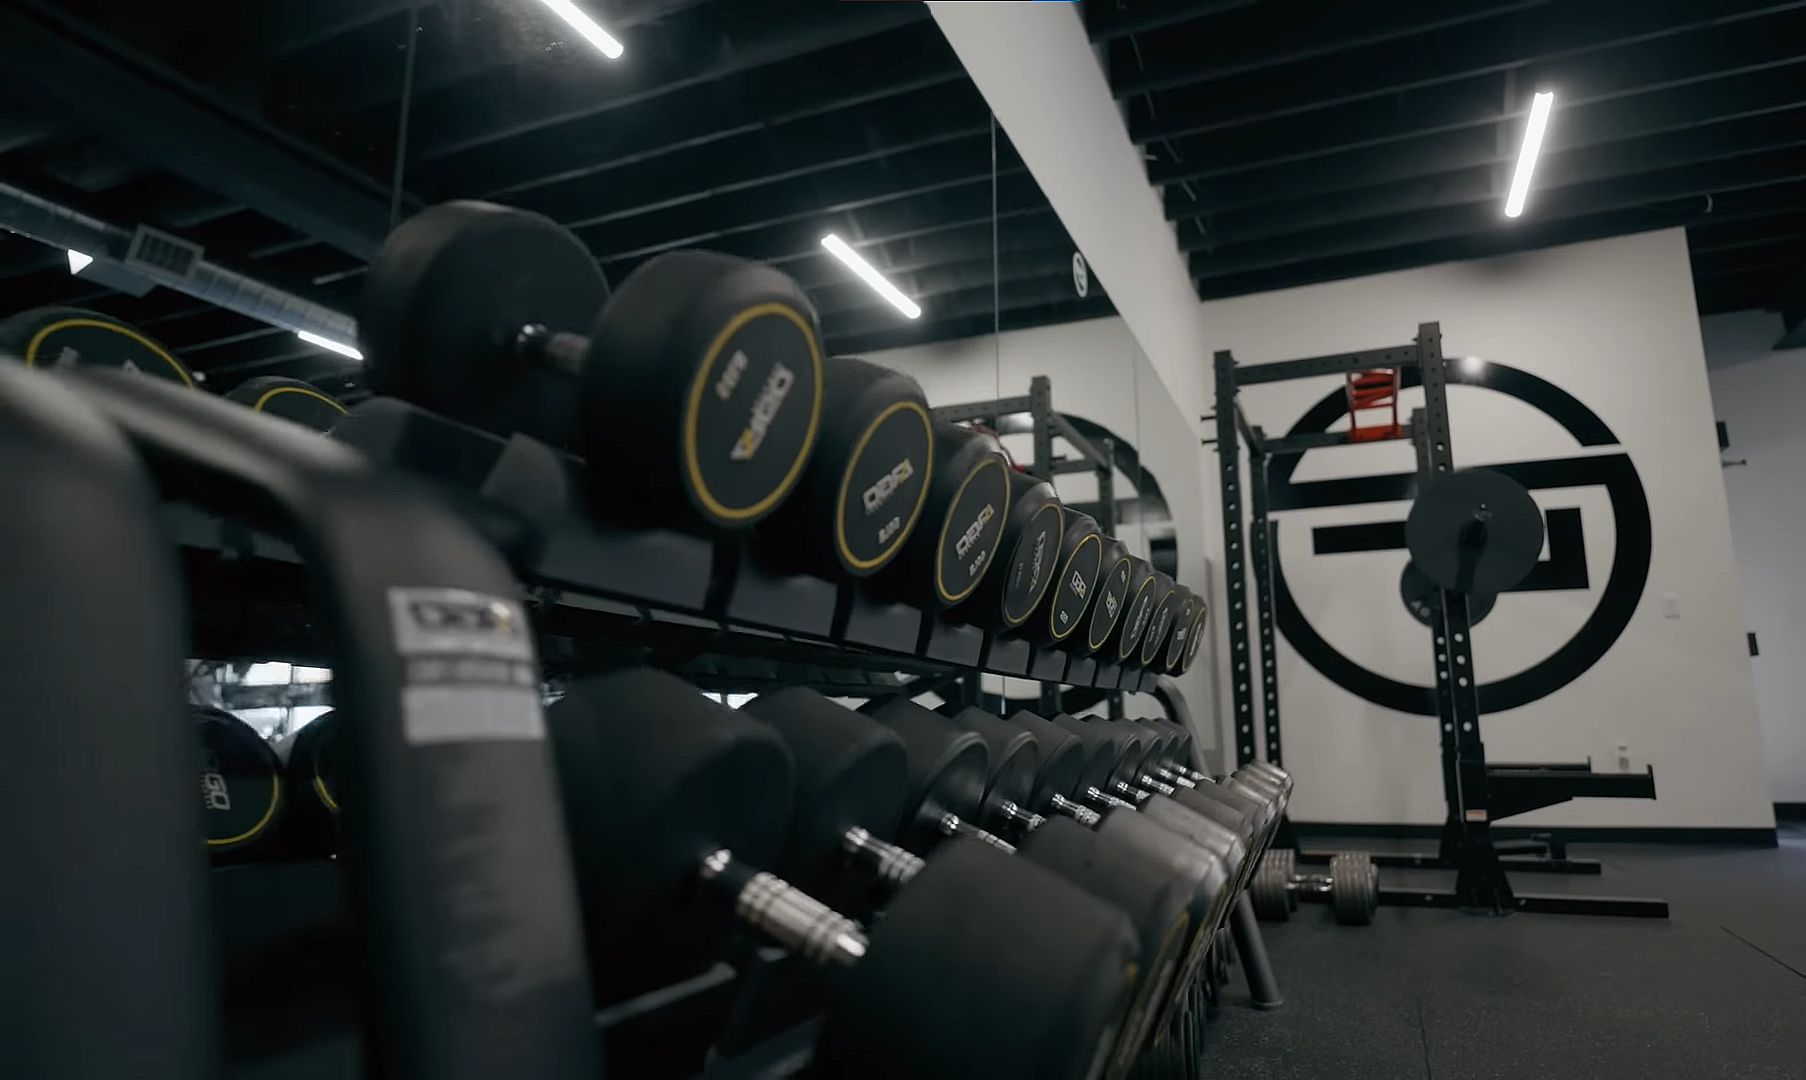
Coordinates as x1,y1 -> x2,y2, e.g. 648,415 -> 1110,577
297,330 -> 364,360
1504,91 -> 1554,219
535,0 -> 624,59
67,249 -> 93,274
821,234 -> 921,319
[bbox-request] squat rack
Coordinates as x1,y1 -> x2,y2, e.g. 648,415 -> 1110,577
1213,323 -> 1666,918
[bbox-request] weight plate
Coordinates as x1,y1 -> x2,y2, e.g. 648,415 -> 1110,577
1405,468 -> 1544,595
1249,849 -> 1293,922
1329,851 -> 1379,926
0,306 -> 193,386
583,249 -> 824,528
1400,560 -> 1496,627
1113,559 -> 1159,662
1046,521 -> 1105,645
358,200 -> 608,445
932,444 -> 1010,605
836,398 -> 934,574
194,706 -> 284,855
1083,542 -> 1132,652
225,376 -> 348,433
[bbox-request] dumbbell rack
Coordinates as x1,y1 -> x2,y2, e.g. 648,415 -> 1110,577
173,395 -> 1172,700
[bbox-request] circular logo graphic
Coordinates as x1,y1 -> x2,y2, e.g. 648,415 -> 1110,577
1269,361 -> 1651,715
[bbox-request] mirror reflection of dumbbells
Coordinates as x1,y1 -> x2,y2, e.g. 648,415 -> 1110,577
545,668 -> 1145,1080
1249,848 -> 1380,926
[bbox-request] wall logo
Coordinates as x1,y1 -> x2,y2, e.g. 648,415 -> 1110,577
1270,362 -> 1651,715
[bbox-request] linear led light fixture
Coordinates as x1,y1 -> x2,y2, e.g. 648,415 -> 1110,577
297,330 -> 364,360
535,0 -> 624,59
821,234 -> 921,319
1504,91 -> 1555,218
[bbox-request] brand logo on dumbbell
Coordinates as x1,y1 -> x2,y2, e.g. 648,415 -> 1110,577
1028,530 -> 1048,587
862,458 -> 915,515
1102,589 -> 1116,617
201,750 -> 231,812
1072,569 -> 1090,600
955,504 -> 995,560
730,360 -> 795,463
408,596 -> 516,636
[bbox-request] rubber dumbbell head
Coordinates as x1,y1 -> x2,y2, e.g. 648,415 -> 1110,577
868,420 -> 1011,608
1081,538 -> 1134,655
360,201 -> 826,531
1,305 -> 195,386
1158,587 -> 1200,674
957,470 -> 1064,631
755,355 -> 935,578
193,705 -> 285,861
274,710 -> 340,855
1020,511 -> 1104,647
225,376 -> 348,434
858,697 -> 999,854
1111,558 -> 1160,663
939,705 -> 1049,837
1137,572 -> 1180,668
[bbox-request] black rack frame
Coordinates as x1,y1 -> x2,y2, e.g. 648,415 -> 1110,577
1213,323 -> 1667,919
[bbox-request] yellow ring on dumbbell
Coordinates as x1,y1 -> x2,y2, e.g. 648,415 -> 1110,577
206,774 -> 283,848
251,385 -> 349,415
26,317 -> 194,387
933,454 -> 1009,605
681,302 -> 824,522
833,398 -> 934,572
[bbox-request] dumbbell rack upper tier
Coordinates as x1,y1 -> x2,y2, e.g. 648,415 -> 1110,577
174,397 -> 1165,697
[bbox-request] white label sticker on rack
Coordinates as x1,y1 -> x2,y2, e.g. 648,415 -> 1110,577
389,587 -> 544,745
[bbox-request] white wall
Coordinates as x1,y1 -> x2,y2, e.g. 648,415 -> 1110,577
1703,310 -> 1806,804
863,318 -> 1219,741
1193,228 -> 1772,829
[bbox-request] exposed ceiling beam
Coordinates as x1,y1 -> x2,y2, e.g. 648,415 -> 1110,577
1129,1 -> 1806,146
1161,61 -> 1805,209
1112,0 -> 1548,99
407,1 -> 932,168
0,2 -> 398,261
515,80 -> 991,230
1190,176 -> 1806,285
1085,0 -> 1259,43
1178,113 -> 1806,247
929,0 -> 1212,431
589,157 -> 1034,267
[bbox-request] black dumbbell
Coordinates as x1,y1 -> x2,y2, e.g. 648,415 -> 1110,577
1079,538 -> 1135,655
1136,574 -> 1181,669
1,304 -> 196,386
274,710 -> 340,855
955,469 -> 1064,632
360,200 -> 825,532
1017,511 -> 1104,647
1109,558 -> 1160,663
545,668 -> 1141,1080
225,376 -> 348,434
856,697 -> 1203,1074
753,355 -> 936,579
193,705 -> 286,863
1153,587 -> 1200,674
940,705 -> 1249,1061
867,419 -> 1011,608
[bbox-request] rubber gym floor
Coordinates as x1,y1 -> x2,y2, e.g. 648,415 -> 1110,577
1201,824 -> 1806,1079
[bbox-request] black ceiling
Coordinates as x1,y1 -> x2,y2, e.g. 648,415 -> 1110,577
0,0 -> 1108,394
1092,0 -> 1806,316
0,0 -> 1799,399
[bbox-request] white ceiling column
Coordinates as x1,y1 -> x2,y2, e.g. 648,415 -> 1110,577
926,0 -> 1209,432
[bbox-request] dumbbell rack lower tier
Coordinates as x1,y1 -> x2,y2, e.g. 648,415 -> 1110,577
173,396 -> 1167,697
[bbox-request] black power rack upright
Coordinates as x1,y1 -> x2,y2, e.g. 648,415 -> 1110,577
1213,322 -> 1666,919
